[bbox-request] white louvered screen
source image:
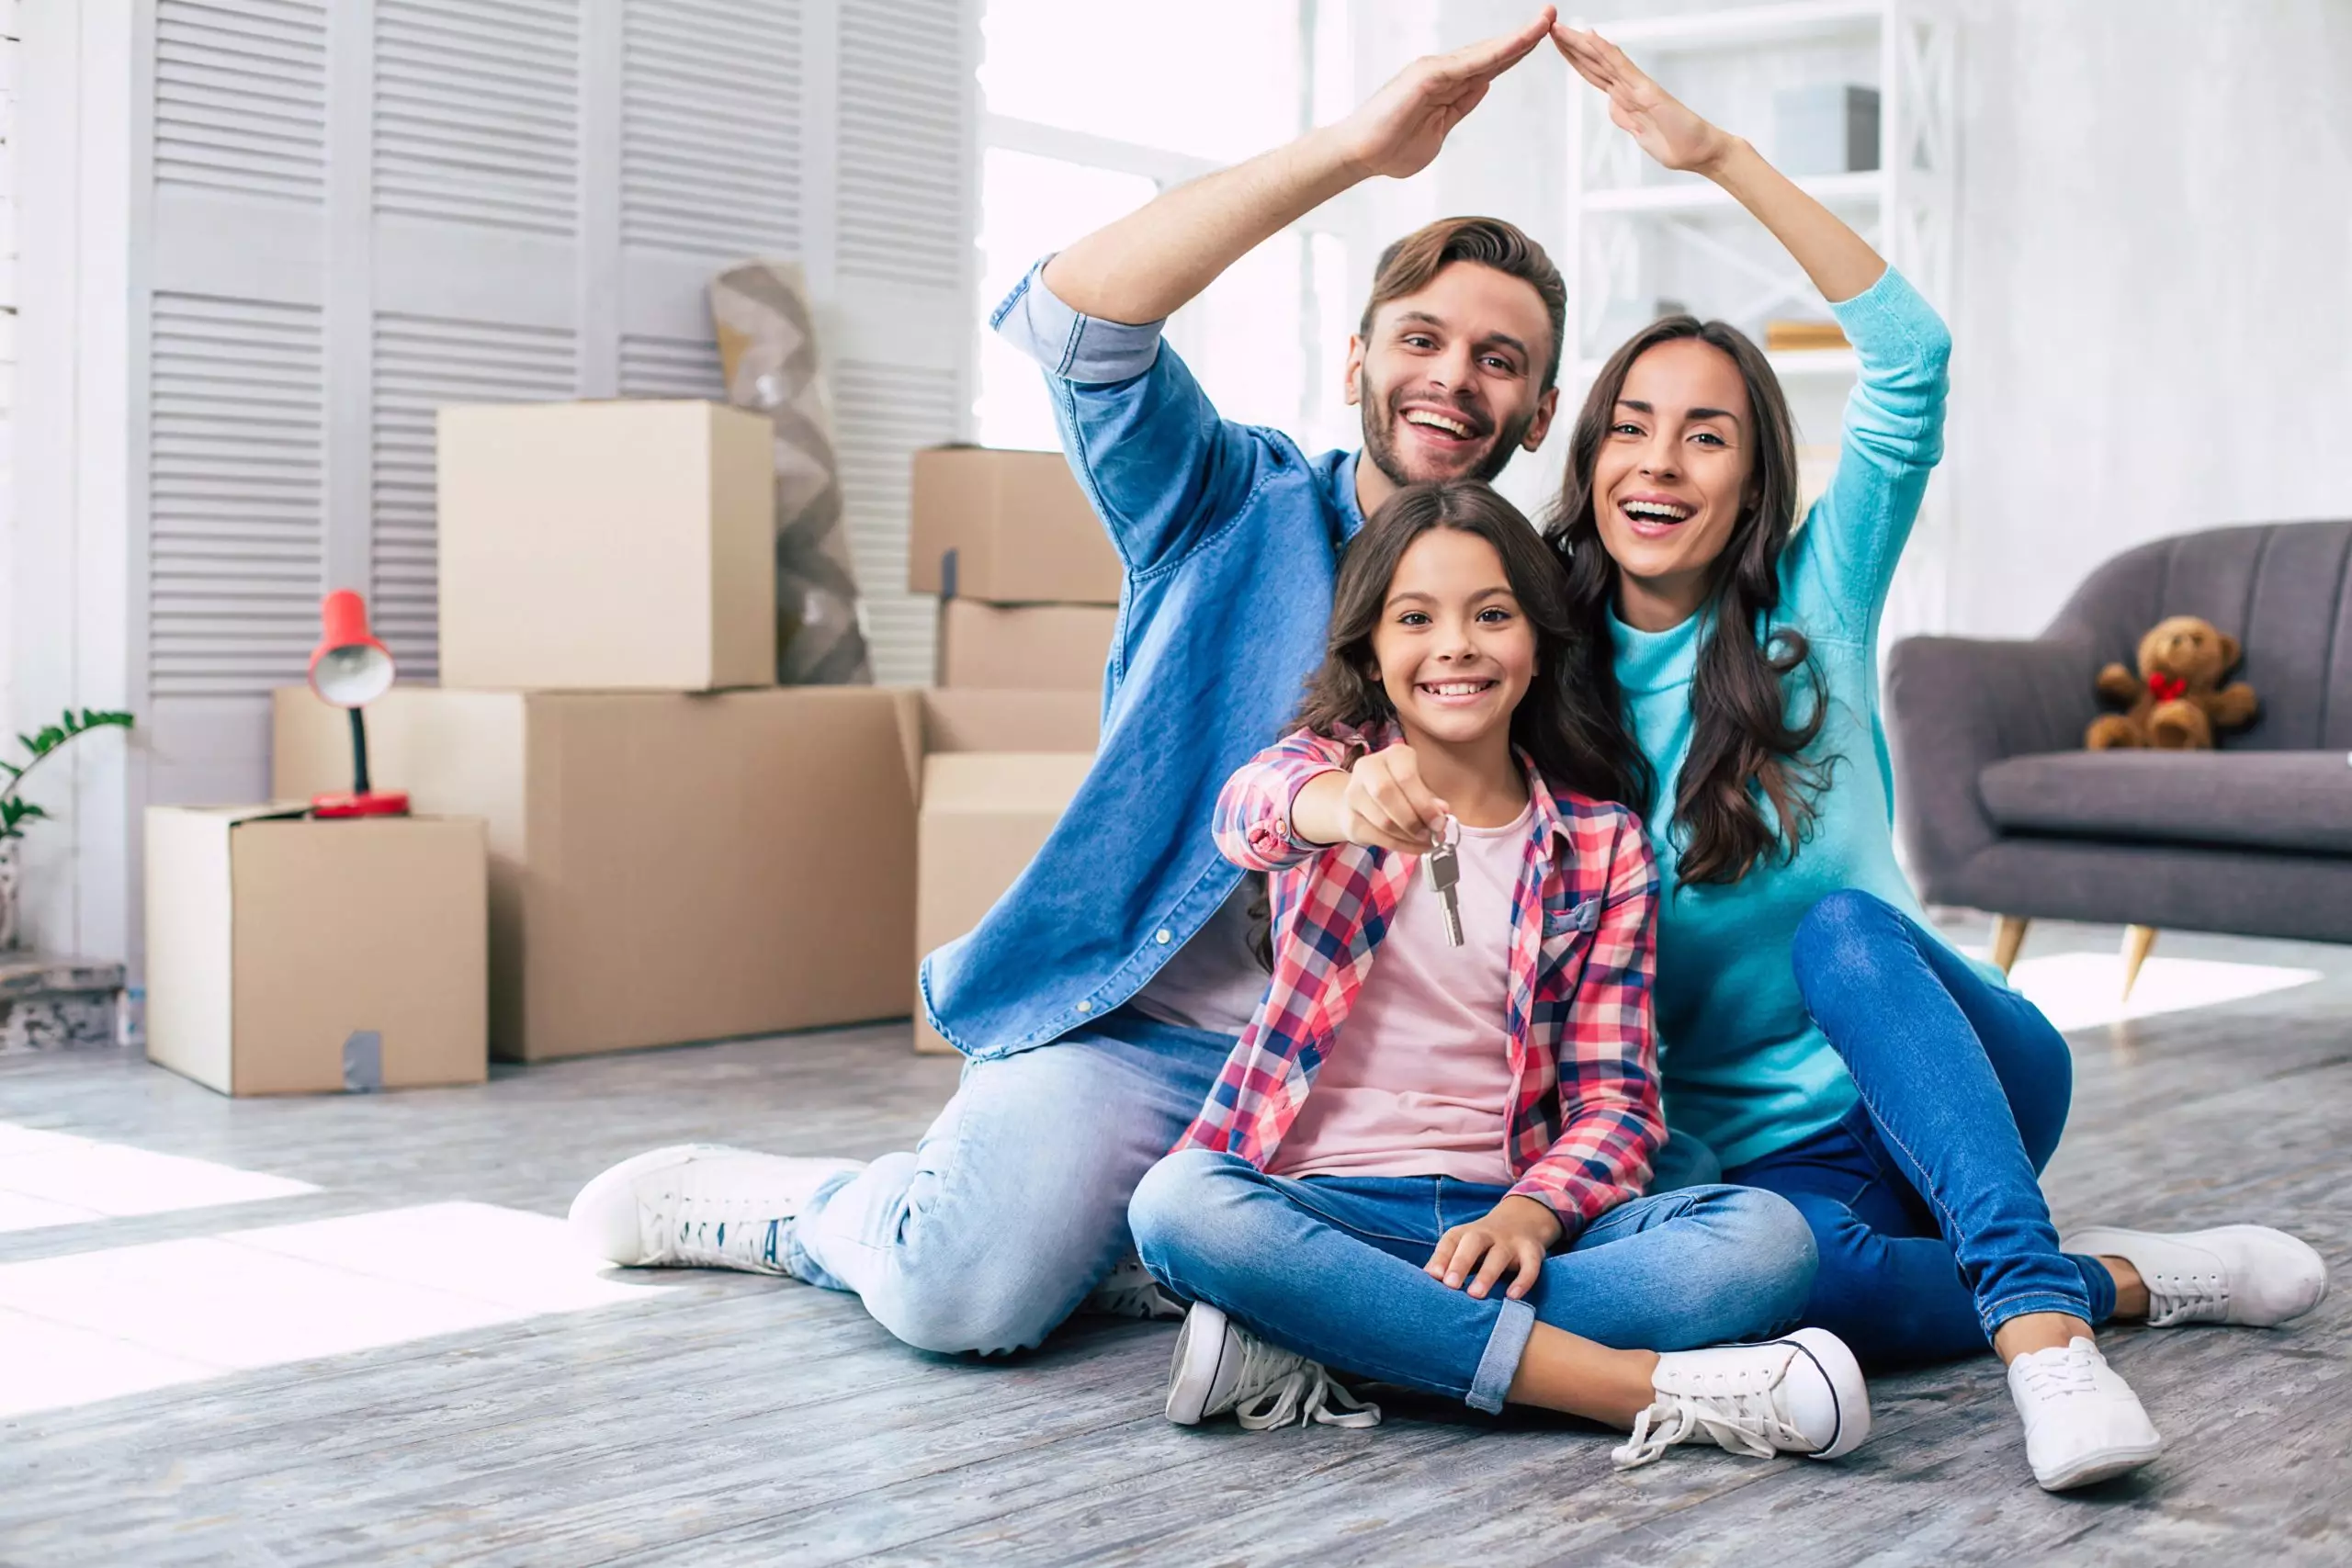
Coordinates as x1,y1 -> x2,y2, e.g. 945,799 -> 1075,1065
372,314 -> 579,679
147,294 -> 325,698
621,0 -> 800,259
153,0 -> 327,203
121,0 -> 979,890
618,333 -> 725,399
838,0 -> 967,288
375,0 -> 580,236
836,358 -> 962,686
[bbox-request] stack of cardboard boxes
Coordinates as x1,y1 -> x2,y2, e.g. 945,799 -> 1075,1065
272,401 -> 918,1066
903,447 -> 1114,1053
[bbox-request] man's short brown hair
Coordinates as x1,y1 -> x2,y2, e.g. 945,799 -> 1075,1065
1360,217 -> 1567,391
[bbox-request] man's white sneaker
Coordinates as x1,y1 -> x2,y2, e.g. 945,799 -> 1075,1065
568,1145 -> 864,1274
2061,1224 -> 2329,1328
2007,1337 -> 2163,1491
1164,1302 -> 1381,1431
1084,1253 -> 1186,1322
1612,1327 -> 1871,1469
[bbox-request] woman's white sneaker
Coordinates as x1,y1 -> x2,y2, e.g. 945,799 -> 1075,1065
568,1144 -> 864,1273
1164,1302 -> 1381,1430
2007,1337 -> 2163,1491
1612,1326 -> 1871,1469
2062,1224 -> 2329,1327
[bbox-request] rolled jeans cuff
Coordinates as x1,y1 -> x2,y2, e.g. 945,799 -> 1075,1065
1468,1296 -> 1536,1413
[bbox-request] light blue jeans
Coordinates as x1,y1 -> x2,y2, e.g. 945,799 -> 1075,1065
784,1009 -> 1232,1355
1128,1150 -> 1818,1413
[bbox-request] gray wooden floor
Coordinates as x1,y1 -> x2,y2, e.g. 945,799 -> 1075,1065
2,919 -> 2346,1567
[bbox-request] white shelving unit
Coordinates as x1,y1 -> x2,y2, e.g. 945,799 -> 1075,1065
1560,0 -> 1958,638
1562,0 -> 1955,376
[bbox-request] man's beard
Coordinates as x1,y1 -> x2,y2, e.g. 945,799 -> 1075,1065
1359,372 -> 1533,491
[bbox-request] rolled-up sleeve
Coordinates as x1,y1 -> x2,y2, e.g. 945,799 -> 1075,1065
990,256 -> 1168,386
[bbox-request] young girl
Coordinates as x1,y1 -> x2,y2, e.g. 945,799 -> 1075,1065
1127,480 -> 1871,1468
1543,26 -> 2326,1491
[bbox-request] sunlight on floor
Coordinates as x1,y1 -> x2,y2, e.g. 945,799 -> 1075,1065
0,1123 -> 319,1235
1960,949 -> 2324,1032
0,1201 -> 650,1416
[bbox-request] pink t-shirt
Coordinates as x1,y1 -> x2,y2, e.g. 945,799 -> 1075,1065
1269,800 -> 1532,1187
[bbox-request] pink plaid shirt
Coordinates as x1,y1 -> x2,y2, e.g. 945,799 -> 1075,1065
1175,722 -> 1664,1234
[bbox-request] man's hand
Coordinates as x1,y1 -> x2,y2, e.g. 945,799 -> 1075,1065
1337,9 -> 1559,180
1291,744 -> 1451,854
1426,1195 -> 1564,1301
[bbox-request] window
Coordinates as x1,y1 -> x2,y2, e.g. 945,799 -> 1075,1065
975,0 -> 1359,455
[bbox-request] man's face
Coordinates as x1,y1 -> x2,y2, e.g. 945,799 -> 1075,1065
1347,261 -> 1560,490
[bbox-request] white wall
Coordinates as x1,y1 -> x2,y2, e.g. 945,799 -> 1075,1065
1944,0 -> 2352,637
0,0 -> 16,732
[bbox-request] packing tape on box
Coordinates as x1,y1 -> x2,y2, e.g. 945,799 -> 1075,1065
343,1030 -> 383,1093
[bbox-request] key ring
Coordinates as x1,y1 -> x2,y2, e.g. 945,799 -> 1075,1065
1430,813 -> 1461,851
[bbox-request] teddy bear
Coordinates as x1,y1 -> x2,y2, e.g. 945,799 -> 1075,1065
2086,615 -> 2260,750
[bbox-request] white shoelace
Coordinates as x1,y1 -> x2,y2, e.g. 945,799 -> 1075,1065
2013,1347 -> 2100,1403
645,1195 -> 788,1273
1085,1258 -> 1186,1322
2143,1272 -> 2228,1328
1611,1390 -> 1807,1469
1227,1337 -> 1382,1430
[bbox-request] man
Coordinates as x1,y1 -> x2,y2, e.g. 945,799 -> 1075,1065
571,9 -> 1573,1357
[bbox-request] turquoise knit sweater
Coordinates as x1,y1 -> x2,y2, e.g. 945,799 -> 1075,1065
1611,265 -> 1984,1170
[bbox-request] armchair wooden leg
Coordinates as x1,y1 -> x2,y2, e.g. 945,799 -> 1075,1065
2120,925 -> 2159,1000
1990,915 -> 2030,976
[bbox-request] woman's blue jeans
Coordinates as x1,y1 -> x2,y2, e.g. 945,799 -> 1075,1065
1129,1150 -> 1817,1414
1733,889 -> 2119,1368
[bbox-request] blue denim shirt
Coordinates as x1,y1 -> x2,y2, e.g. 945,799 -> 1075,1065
918,260 -> 1366,1059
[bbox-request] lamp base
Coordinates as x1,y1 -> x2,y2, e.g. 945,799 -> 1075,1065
311,790 -> 411,819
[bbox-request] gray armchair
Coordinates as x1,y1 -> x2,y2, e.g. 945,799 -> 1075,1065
1888,520 -> 2352,992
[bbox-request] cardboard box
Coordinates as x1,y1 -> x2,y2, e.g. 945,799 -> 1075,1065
910,446 -> 1122,605
914,752 -> 1095,1055
937,600 -> 1116,692
145,807 -> 489,1095
436,400 -> 775,692
890,686 -> 1100,785
272,685 -> 914,1061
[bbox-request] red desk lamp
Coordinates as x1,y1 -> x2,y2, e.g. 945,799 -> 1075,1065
307,590 -> 410,818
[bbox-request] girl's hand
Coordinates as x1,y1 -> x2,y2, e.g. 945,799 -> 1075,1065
1426,1195 -> 1564,1301
1340,744 -> 1451,855
1552,24 -> 1733,175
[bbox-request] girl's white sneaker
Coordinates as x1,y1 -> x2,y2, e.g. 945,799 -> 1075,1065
1613,1326 -> 1871,1469
2061,1224 -> 2329,1327
568,1144 -> 864,1273
1164,1302 -> 1381,1430
2006,1337 -> 2164,1491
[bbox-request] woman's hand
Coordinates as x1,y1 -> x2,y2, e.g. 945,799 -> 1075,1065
1290,744 -> 1451,854
1552,24 -> 1733,175
1335,10 -> 1557,180
1427,1195 -> 1564,1301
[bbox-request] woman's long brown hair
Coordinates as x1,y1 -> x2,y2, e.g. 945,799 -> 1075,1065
1544,317 -> 1832,887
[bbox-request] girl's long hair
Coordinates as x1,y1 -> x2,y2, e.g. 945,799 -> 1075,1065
1293,480 -> 1645,807
1544,317 -> 1831,887
1247,481 -> 1646,969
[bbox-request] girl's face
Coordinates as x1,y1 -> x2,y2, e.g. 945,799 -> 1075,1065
1369,528 -> 1537,752
1589,338 -> 1757,620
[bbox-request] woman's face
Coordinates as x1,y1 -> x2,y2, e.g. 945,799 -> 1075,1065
1368,528 -> 1537,752
1589,338 -> 1758,623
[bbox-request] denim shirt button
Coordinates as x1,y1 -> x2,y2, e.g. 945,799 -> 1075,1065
1156,929 -> 1171,944
1075,998 -> 1093,1013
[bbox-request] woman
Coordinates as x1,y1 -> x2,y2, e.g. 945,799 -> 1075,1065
1543,25 -> 2326,1493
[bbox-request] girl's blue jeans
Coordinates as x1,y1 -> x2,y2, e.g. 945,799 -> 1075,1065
1129,1151 -> 1818,1414
1732,890 -> 2118,1368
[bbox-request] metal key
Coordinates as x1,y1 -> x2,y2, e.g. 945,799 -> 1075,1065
1423,816 -> 1464,948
